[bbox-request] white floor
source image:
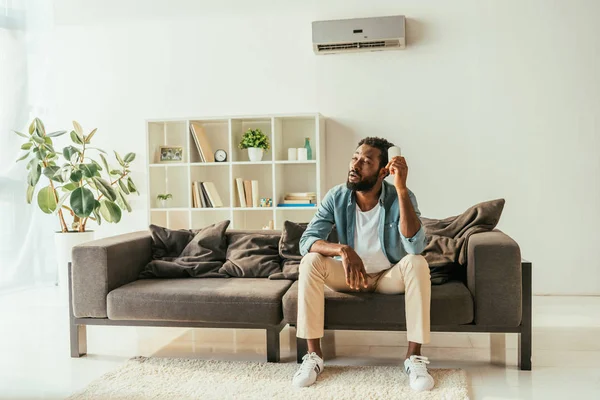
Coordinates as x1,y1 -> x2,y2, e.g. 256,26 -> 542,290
1,287 -> 599,399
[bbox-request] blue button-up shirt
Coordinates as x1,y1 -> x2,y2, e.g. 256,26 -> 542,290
299,180 -> 427,263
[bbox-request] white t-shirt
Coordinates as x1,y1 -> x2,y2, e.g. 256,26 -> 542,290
353,204 -> 391,274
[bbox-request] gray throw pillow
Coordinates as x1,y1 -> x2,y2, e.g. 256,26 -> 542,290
218,233 -> 282,278
268,259 -> 300,280
140,220 -> 231,279
278,220 -> 338,260
149,224 -> 195,260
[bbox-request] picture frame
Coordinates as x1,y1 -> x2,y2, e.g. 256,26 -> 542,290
159,146 -> 184,163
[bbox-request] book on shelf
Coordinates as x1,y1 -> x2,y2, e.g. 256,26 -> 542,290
192,181 -> 200,208
199,182 -> 213,207
286,192 -> 316,198
281,199 -> 315,204
235,177 -> 247,207
243,180 -> 252,208
251,180 -> 259,208
190,122 -> 215,162
203,182 -> 224,207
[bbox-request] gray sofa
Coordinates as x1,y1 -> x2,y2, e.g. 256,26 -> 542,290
69,228 -> 532,370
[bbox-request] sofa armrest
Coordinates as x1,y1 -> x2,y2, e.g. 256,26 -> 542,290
72,231 -> 152,318
467,230 -> 522,327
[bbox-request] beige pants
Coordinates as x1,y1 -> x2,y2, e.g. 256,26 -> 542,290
296,253 -> 431,344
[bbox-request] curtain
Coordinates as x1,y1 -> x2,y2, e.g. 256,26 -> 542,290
0,0 -> 57,293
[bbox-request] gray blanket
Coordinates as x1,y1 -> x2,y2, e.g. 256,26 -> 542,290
422,198 -> 505,284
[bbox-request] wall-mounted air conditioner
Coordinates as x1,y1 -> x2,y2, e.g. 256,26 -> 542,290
312,15 -> 406,55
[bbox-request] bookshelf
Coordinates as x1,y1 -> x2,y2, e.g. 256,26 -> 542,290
146,113 -> 326,230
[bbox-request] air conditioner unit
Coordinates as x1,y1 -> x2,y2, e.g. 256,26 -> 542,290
312,15 -> 406,55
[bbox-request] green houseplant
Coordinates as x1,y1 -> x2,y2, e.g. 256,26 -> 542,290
238,128 -> 270,162
14,118 -> 139,232
157,193 -> 173,208
14,118 -> 140,292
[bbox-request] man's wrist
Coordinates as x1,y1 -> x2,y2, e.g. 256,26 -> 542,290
338,244 -> 352,257
395,186 -> 408,196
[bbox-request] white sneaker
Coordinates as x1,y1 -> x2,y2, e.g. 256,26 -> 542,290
292,352 -> 324,388
404,355 -> 435,392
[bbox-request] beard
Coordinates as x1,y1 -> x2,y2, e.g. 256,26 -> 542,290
346,171 -> 378,192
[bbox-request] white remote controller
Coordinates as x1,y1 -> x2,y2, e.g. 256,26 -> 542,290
388,146 -> 402,159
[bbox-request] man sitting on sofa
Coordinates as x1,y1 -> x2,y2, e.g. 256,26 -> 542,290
292,137 -> 433,392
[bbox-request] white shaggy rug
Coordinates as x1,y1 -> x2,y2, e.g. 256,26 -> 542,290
68,356 -> 469,400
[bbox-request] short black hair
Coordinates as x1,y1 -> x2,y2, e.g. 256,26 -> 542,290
357,137 -> 395,170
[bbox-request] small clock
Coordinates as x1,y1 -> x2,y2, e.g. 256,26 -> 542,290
214,149 -> 227,162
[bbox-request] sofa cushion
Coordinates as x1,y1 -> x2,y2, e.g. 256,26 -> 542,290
107,278 -> 293,325
282,280 -> 473,326
139,220 -> 230,279
269,259 -> 300,280
218,232 -> 282,278
279,221 -> 338,261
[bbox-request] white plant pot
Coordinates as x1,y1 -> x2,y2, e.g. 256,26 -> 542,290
54,231 -> 95,298
247,147 -> 264,162
159,199 -> 170,208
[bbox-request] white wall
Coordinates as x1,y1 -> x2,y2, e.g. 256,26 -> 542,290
48,0 -> 600,295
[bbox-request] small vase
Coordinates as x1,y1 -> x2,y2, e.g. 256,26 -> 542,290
247,147 -> 264,162
304,137 -> 312,161
159,199 -> 170,208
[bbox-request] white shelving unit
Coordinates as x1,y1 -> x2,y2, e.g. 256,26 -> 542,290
146,113 -> 326,230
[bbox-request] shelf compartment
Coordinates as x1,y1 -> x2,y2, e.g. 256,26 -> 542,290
149,165 -> 189,208
274,163 -> 317,206
231,164 -> 273,208
148,121 -> 188,164
232,209 -> 274,230
190,164 -> 230,208
188,119 -> 229,163
231,118 -> 273,162
191,209 -> 231,229
167,211 -> 189,230
273,116 -> 316,161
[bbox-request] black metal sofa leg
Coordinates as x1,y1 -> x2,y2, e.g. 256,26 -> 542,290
266,327 -> 281,363
519,261 -> 532,370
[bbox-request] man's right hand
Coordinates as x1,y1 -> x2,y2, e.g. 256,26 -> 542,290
339,245 -> 369,290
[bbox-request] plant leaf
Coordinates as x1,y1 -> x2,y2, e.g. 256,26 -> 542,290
85,128 -> 98,143
117,179 -> 130,195
114,151 -> 125,167
28,121 -> 35,135
70,170 -> 83,183
70,130 -> 84,145
16,153 -> 29,163
92,208 -> 102,226
28,163 -> 42,186
80,163 -> 98,179
87,146 -> 107,154
63,146 -> 81,162
47,130 -> 67,138
99,199 -> 121,223
43,166 -> 64,183
110,169 -> 122,176
127,177 -> 138,194
61,182 -> 78,192
70,187 -> 95,218
93,177 -> 117,202
37,186 -> 57,214
56,192 -> 70,212
123,152 -> 136,163
14,130 -> 28,138
34,118 -> 46,135
73,121 -> 84,137
31,134 -> 45,144
26,185 -> 35,204
99,153 -> 111,174
21,143 -> 33,150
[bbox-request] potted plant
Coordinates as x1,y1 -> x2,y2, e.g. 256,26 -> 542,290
14,118 -> 139,292
157,193 -> 173,208
238,128 -> 270,162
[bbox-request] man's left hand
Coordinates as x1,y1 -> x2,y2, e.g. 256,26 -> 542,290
385,156 -> 408,190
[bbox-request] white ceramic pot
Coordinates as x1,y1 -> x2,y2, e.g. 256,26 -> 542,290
159,199 -> 169,208
54,231 -> 95,297
247,147 -> 264,162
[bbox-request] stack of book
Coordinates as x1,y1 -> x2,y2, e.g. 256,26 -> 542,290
190,122 -> 214,162
235,178 -> 259,207
192,181 -> 224,208
278,192 -> 317,207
